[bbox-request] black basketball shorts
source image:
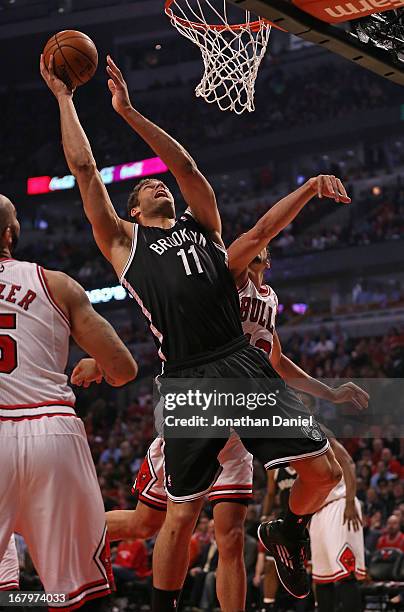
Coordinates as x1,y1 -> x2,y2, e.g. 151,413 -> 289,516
159,335 -> 329,502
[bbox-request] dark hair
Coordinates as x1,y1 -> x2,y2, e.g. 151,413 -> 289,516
126,178 -> 155,220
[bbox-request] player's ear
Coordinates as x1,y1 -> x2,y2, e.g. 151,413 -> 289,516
3,226 -> 12,249
130,207 -> 141,222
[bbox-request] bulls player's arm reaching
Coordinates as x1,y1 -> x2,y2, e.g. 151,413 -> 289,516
44,270 -> 138,387
324,432 -> 362,531
270,331 -> 369,409
40,55 -> 133,278
105,56 -> 222,243
228,175 -> 351,286
261,470 -> 277,521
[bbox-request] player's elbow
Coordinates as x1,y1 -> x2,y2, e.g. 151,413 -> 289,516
106,356 -> 138,387
179,158 -> 198,177
71,158 -> 97,177
115,357 -> 138,386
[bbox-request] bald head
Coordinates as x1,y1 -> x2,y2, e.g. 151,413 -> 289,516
0,194 -> 20,255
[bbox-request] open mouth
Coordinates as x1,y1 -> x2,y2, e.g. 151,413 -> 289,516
155,190 -> 168,199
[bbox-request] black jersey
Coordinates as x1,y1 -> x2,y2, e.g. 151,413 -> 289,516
275,466 -> 297,514
120,210 -> 243,364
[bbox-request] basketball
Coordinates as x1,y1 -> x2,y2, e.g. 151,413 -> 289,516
43,30 -> 98,90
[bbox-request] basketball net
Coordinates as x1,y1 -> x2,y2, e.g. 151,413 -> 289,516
165,0 -> 271,114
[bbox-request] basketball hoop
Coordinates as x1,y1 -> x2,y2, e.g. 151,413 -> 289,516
165,0 -> 272,114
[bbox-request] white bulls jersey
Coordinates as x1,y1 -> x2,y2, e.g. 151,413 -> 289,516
238,278 -> 278,358
0,258 -> 75,418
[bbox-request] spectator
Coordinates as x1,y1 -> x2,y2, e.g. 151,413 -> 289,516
99,436 -> 121,465
377,515 -> 404,551
112,538 -> 152,591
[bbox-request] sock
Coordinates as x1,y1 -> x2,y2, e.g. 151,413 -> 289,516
282,507 -> 312,539
316,582 -> 336,612
152,587 -> 181,611
338,576 -> 361,610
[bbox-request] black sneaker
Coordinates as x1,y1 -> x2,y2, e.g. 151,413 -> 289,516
257,519 -> 310,599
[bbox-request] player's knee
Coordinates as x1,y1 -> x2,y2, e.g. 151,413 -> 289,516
165,503 -> 199,534
216,524 -> 244,560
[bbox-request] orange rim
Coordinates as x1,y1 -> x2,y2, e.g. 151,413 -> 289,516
164,0 -> 272,32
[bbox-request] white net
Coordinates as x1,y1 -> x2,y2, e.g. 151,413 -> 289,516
165,0 -> 271,114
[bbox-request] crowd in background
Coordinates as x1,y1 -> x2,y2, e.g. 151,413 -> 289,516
0,58 -> 400,182
2,14 -> 404,608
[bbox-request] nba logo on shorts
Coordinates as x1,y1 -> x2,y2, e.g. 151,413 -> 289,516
301,423 -> 323,442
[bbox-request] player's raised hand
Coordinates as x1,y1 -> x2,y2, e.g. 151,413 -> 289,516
332,382 -> 369,410
106,55 -> 132,115
308,175 -> 351,204
343,500 -> 362,532
71,358 -> 103,388
40,54 -> 73,98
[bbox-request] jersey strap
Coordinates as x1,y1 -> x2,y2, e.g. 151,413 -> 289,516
119,223 -> 139,284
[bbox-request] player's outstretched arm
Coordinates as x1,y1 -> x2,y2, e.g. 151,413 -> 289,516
228,175 -> 351,285
106,56 -> 222,240
40,54 -> 132,273
270,331 -> 369,410
261,470 -> 277,520
328,437 -> 362,532
44,270 -> 138,387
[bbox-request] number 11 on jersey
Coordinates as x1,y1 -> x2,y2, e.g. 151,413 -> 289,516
177,246 -> 203,276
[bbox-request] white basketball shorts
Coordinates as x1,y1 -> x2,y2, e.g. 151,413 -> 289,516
309,497 -> 366,583
0,535 -> 19,591
0,415 -> 113,609
133,432 -> 253,509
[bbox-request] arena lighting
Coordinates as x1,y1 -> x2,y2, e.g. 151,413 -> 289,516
26,156 -> 168,195
86,283 -> 309,314
86,285 -> 127,305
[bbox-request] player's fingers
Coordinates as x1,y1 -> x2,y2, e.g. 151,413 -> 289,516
48,54 -> 55,78
107,78 -> 116,94
330,176 -> 340,202
106,66 -> 122,88
317,176 -> 322,199
350,383 -> 370,403
351,396 -> 364,411
324,175 -> 334,198
107,55 -> 123,78
39,54 -> 46,77
337,178 -> 351,203
356,393 -> 369,409
106,56 -> 122,82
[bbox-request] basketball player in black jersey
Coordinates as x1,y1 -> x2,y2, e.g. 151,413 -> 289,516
42,53 -> 358,609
